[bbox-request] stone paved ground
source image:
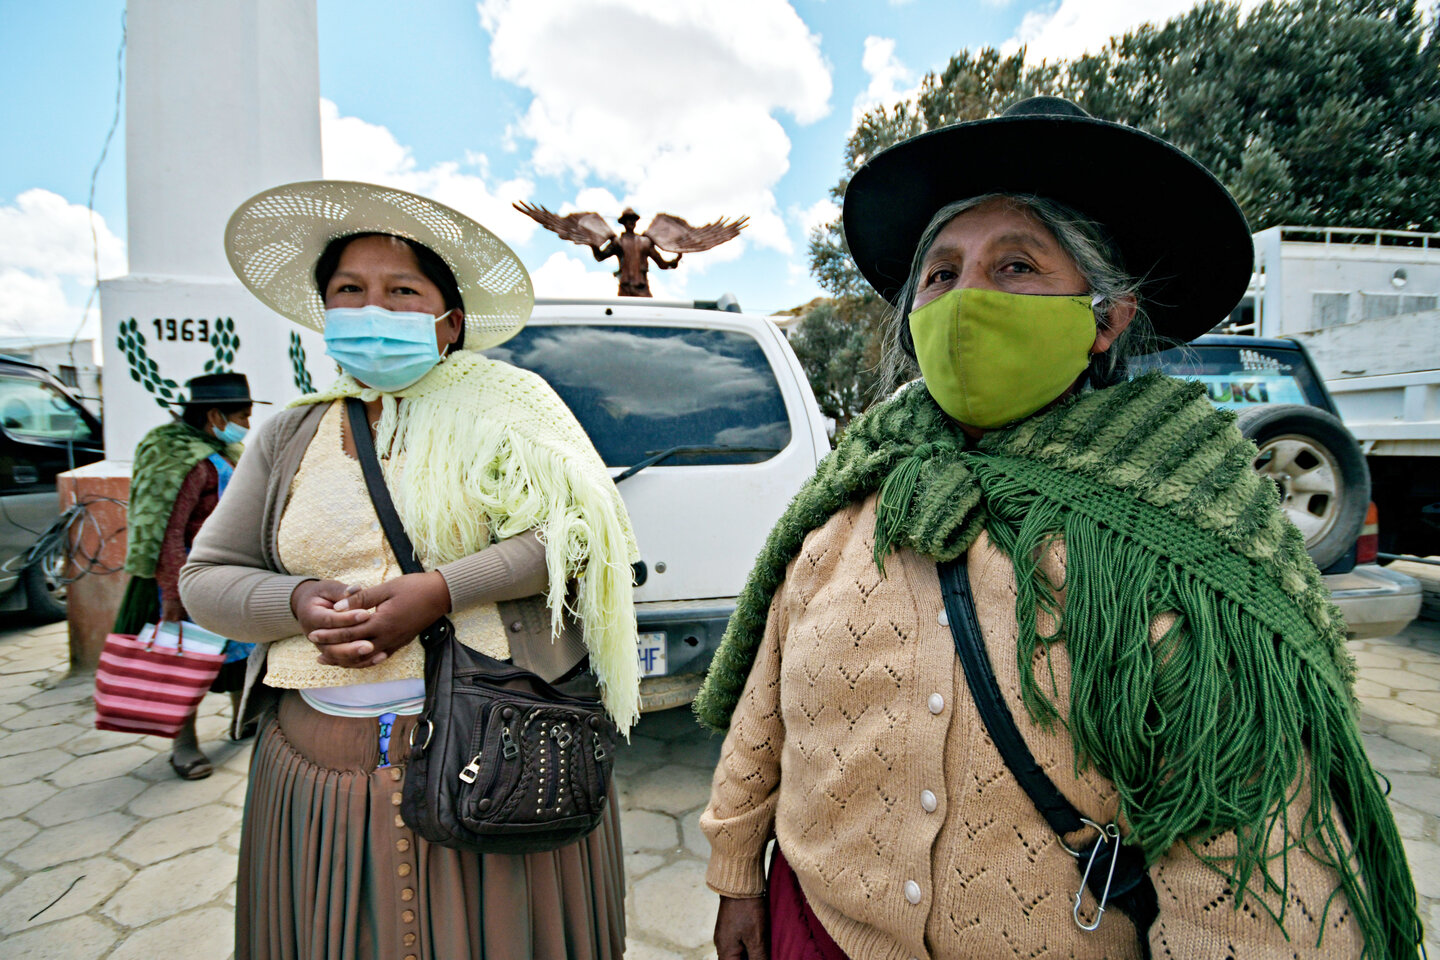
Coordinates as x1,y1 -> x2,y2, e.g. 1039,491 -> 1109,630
0,616 -> 1435,959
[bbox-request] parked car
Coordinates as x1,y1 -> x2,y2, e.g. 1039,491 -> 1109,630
487,298 -> 831,710
1137,334 -> 1422,639
0,355 -> 105,621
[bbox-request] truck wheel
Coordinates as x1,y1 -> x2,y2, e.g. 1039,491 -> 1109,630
1235,404 -> 1370,570
22,547 -> 68,623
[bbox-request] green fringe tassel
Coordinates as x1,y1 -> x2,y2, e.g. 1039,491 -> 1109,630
873,444 -> 931,574
977,462 -> 1421,959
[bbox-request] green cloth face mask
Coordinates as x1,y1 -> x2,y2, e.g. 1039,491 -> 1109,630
909,287 -> 1097,428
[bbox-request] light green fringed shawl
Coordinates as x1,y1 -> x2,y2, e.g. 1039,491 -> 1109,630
694,372 -> 1420,959
292,351 -> 642,733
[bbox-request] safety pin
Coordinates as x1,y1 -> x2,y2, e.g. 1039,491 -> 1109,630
1073,818 -> 1121,932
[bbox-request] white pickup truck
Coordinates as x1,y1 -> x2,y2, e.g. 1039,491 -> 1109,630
487,297 -> 831,711
1248,225 -> 1440,558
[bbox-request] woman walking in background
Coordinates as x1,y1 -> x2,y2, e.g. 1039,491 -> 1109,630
181,180 -> 639,959
115,372 -> 263,780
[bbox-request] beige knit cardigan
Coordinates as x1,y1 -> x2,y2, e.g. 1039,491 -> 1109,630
701,494 -> 1364,960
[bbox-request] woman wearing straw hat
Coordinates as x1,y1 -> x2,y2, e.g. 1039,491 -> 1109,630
179,181 -> 640,959
695,98 -> 1420,960
115,372 -> 266,780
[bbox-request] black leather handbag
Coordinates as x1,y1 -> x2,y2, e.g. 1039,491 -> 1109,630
345,398 -> 619,855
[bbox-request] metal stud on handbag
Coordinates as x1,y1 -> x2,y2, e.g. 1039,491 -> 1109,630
345,398 -> 618,854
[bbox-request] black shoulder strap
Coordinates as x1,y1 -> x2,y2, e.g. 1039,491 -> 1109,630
937,555 -> 1158,953
346,398 -> 422,575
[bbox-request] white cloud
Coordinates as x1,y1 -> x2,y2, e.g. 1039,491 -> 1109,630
0,270 -> 72,338
570,187 -> 624,217
529,251 -> 623,298
477,0 -> 832,257
1006,0 -> 1278,62
320,99 -> 538,248
793,197 -> 839,238
0,189 -> 126,280
852,36 -> 919,124
0,189 -> 125,340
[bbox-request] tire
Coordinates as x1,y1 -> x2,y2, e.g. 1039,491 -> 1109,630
1234,404 -> 1370,570
22,546 -> 67,623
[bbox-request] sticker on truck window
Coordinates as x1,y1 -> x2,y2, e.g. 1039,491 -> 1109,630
1188,374 -> 1308,409
638,632 -> 668,677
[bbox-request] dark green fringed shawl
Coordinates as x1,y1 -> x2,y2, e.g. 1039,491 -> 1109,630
694,373 -> 1420,959
123,420 -> 227,578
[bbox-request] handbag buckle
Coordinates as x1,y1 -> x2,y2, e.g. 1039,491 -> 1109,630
502,727 -> 519,760
408,717 -> 434,752
592,735 -> 607,762
552,725 -> 573,749
458,754 -> 482,784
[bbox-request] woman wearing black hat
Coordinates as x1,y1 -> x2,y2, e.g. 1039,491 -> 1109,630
695,99 -> 1420,959
115,372 -> 264,779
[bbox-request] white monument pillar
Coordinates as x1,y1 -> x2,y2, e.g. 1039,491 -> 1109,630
99,0 -> 327,458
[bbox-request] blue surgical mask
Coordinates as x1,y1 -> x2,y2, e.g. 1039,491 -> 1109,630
322,305 -> 451,392
212,420 -> 248,444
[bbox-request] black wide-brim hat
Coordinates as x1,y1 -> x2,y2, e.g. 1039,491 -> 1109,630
842,96 -> 1254,344
170,372 -> 270,407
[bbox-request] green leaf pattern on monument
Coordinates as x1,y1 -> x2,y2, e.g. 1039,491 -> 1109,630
117,318 -> 183,410
202,317 -> 240,375
117,316 -> 242,407
288,330 -> 315,394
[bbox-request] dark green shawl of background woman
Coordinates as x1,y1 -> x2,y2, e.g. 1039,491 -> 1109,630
114,420 -> 228,632
695,373 -> 1421,958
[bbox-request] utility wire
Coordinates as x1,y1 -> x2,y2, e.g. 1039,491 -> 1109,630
67,9 -> 127,367
2,496 -> 130,584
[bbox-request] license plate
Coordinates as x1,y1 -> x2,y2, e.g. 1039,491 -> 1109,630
637,632 -> 667,677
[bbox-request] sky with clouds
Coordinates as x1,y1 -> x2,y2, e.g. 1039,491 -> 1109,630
2,0 -> 1277,349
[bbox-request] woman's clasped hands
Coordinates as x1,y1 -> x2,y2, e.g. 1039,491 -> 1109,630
290,573 -> 452,667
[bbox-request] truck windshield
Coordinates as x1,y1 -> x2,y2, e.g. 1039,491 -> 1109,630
1133,343 -> 1331,412
487,325 -> 792,468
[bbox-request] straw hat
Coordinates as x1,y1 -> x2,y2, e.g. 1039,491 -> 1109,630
224,180 -> 533,351
843,97 -> 1253,345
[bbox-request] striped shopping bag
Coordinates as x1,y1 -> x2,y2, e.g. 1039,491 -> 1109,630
93,629 -> 224,738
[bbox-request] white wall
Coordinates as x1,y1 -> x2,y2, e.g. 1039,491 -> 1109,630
101,278 -> 330,456
124,0 -> 322,279
100,0 -> 326,458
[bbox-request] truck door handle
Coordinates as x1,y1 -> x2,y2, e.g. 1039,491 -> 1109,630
13,465 -> 37,485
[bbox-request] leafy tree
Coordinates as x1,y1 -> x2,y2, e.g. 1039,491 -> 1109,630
806,0 -> 1440,408
786,299 -> 882,435
1061,0 -> 1440,231
810,48 -> 1054,302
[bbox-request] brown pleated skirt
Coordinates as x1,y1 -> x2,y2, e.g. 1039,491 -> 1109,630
236,691 -> 626,960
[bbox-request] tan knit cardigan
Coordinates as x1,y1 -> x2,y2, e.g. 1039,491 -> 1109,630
701,494 -> 1364,960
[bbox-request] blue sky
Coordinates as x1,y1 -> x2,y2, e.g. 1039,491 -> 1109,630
1,0 -> 1233,347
